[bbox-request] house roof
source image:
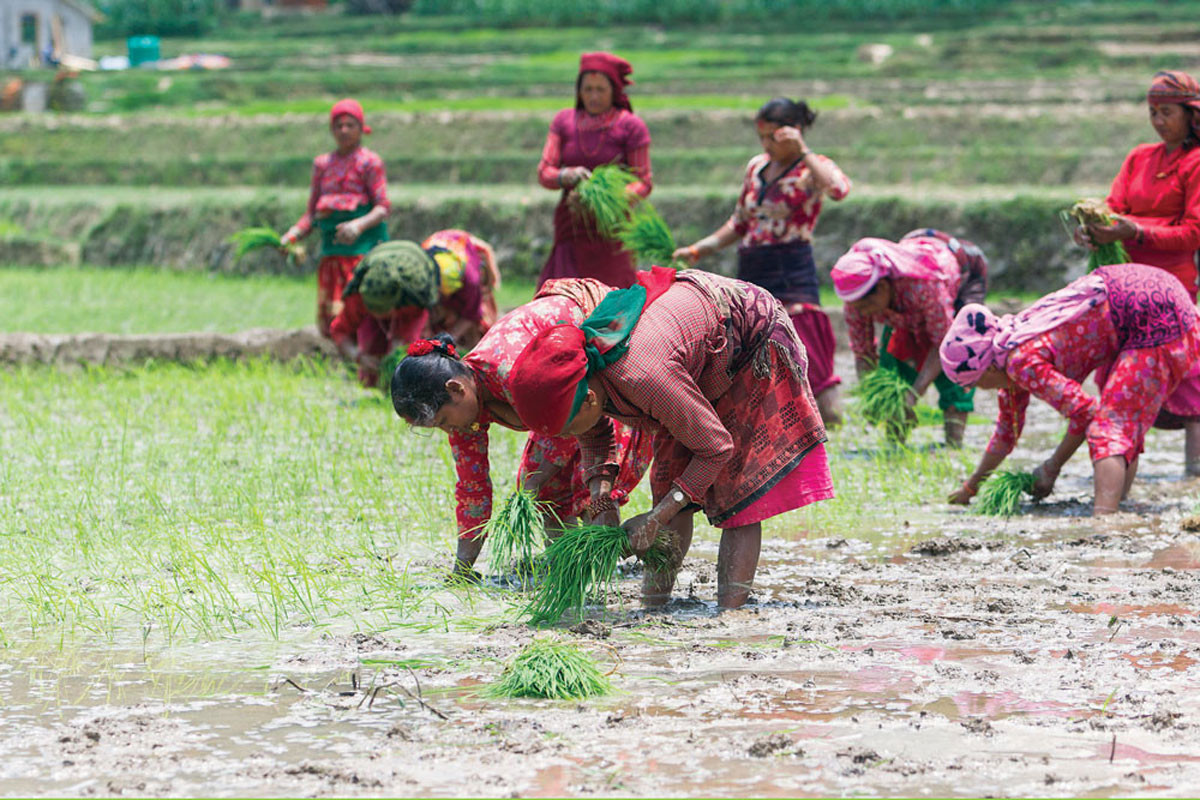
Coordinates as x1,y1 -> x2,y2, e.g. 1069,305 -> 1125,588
60,0 -> 105,22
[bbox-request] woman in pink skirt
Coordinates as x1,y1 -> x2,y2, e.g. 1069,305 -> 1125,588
941,264 -> 1200,514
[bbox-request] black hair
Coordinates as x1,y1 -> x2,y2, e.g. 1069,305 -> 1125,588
1184,107 -> 1199,150
755,97 -> 818,131
390,333 -> 471,425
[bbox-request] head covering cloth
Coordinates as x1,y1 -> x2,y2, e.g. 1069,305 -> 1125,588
330,98 -> 372,134
939,274 -> 1106,386
576,51 -> 634,112
831,237 -> 958,302
342,240 -> 439,315
509,267 -> 676,435
1147,70 -> 1200,138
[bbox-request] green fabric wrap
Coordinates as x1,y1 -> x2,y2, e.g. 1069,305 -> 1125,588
342,240 -> 439,314
879,326 -> 975,413
317,205 -> 388,257
562,282 -> 649,427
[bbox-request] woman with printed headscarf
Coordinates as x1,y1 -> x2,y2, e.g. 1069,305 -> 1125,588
940,264 -> 1200,515
332,231 -> 501,387
831,229 -> 989,447
280,98 -> 391,337
536,52 -> 653,289
1075,70 -> 1200,473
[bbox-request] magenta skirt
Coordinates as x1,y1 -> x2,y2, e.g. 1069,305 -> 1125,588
721,443 -> 834,528
790,306 -> 841,396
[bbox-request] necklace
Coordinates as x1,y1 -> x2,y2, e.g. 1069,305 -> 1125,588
577,108 -> 618,159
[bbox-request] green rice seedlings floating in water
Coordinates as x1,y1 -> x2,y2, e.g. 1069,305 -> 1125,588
483,488 -> 546,588
229,226 -> 306,265
482,637 -> 613,699
377,345 -> 407,394
575,165 -> 637,238
524,524 -> 674,625
975,470 -> 1037,516
617,202 -> 684,268
1060,198 -> 1130,272
853,367 -> 917,441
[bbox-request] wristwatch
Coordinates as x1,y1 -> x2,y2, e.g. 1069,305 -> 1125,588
672,490 -> 685,504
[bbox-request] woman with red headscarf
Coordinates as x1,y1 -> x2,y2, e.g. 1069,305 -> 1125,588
281,99 -> 391,337
1075,70 -> 1200,474
536,52 -> 653,289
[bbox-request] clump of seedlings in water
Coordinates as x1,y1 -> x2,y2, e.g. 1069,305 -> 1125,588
481,637 -> 613,700
574,165 -> 637,238
524,524 -> 674,625
482,488 -> 547,588
1060,198 -> 1129,271
618,202 -> 684,268
228,226 -> 306,265
975,470 -> 1037,516
853,367 -> 917,441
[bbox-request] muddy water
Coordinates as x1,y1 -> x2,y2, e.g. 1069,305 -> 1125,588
3,378 -> 1200,796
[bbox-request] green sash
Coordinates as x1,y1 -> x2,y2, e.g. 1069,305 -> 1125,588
317,205 -> 388,257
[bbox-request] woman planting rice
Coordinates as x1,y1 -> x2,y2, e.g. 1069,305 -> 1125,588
1074,70 -> 1200,474
280,99 -> 390,337
672,97 -> 850,425
506,267 -> 833,609
831,229 -> 989,447
390,279 -> 652,577
942,264 -> 1200,515
537,52 -> 653,289
331,231 -> 501,387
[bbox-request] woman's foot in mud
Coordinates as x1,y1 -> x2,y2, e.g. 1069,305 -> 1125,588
717,523 -> 761,609
943,410 -> 968,449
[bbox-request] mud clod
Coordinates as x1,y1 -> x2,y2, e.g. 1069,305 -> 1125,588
748,733 -> 798,758
1012,649 -> 1036,664
838,747 -> 882,764
1180,515 -> 1200,532
569,620 -> 612,639
1142,709 -> 1183,731
961,717 -> 995,736
909,537 -> 982,556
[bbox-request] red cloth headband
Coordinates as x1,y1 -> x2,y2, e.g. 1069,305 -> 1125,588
330,98 -> 372,135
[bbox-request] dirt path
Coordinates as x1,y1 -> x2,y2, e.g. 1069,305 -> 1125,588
0,327 -> 337,366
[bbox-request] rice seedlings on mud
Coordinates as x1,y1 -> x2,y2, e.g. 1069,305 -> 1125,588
975,470 -> 1036,516
852,367 -> 917,441
482,488 -> 546,588
229,226 -> 306,265
574,165 -> 637,238
1060,198 -> 1129,271
524,524 -> 673,625
481,637 -> 613,700
617,202 -> 683,268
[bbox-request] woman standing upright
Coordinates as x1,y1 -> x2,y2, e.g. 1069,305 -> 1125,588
673,98 -> 851,425
537,52 -> 653,289
1078,70 -> 1200,473
280,99 -> 391,337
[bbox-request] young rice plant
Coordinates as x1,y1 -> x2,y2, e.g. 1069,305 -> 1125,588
975,470 -> 1037,516
853,367 -> 917,441
574,165 -> 637,238
229,226 -> 306,265
482,488 -> 546,588
617,202 -> 682,268
1060,198 -> 1129,272
481,637 -> 613,700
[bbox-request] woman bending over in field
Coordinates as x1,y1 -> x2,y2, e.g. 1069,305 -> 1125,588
942,264 -> 1200,515
506,267 -> 833,609
831,229 -> 988,447
673,97 -> 851,426
390,279 -> 653,578
332,231 -> 501,387
280,99 -> 390,337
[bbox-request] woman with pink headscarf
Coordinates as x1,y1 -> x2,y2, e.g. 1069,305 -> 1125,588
1075,70 -> 1200,474
939,264 -> 1200,515
831,229 -> 988,447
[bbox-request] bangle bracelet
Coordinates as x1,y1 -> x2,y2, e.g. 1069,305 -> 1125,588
961,480 -> 977,498
687,245 -> 701,261
585,493 -> 617,519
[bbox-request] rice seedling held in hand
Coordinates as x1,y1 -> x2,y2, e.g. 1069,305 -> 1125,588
574,164 -> 637,238
852,367 -> 917,441
481,637 -> 613,700
482,488 -> 547,589
229,226 -> 306,265
524,523 -> 674,625
1060,198 -> 1130,272
617,202 -> 686,268
975,470 -> 1037,516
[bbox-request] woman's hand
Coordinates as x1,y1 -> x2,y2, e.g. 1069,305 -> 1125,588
774,125 -> 809,152
622,511 -> 661,556
1072,225 -> 1095,250
1030,462 -> 1059,500
672,244 -> 702,265
947,481 -> 976,505
334,219 -> 362,244
560,166 -> 591,188
1086,216 -> 1137,245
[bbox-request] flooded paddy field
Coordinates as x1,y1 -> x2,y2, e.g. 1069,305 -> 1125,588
1,356 -> 1197,797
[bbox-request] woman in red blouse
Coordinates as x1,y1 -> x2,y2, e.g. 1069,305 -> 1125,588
536,52 -> 653,289
1078,70 -> 1200,474
389,281 -> 652,578
280,99 -> 391,337
331,231 -> 501,387
673,97 -> 851,426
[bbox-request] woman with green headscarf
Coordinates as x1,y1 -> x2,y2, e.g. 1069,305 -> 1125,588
332,229 -> 501,387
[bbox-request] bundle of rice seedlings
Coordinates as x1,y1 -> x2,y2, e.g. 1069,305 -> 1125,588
228,226 -> 306,265
1060,198 -> 1130,271
574,165 -> 637,238
481,637 -> 613,699
483,488 -> 546,587
853,367 -> 917,440
975,470 -> 1037,516
617,202 -> 683,268
524,524 -> 674,625
378,345 -> 406,394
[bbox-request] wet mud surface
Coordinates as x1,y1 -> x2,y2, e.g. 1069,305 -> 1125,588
3,365 -> 1199,797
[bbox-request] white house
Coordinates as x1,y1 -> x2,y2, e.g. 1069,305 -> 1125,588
0,0 -> 102,69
